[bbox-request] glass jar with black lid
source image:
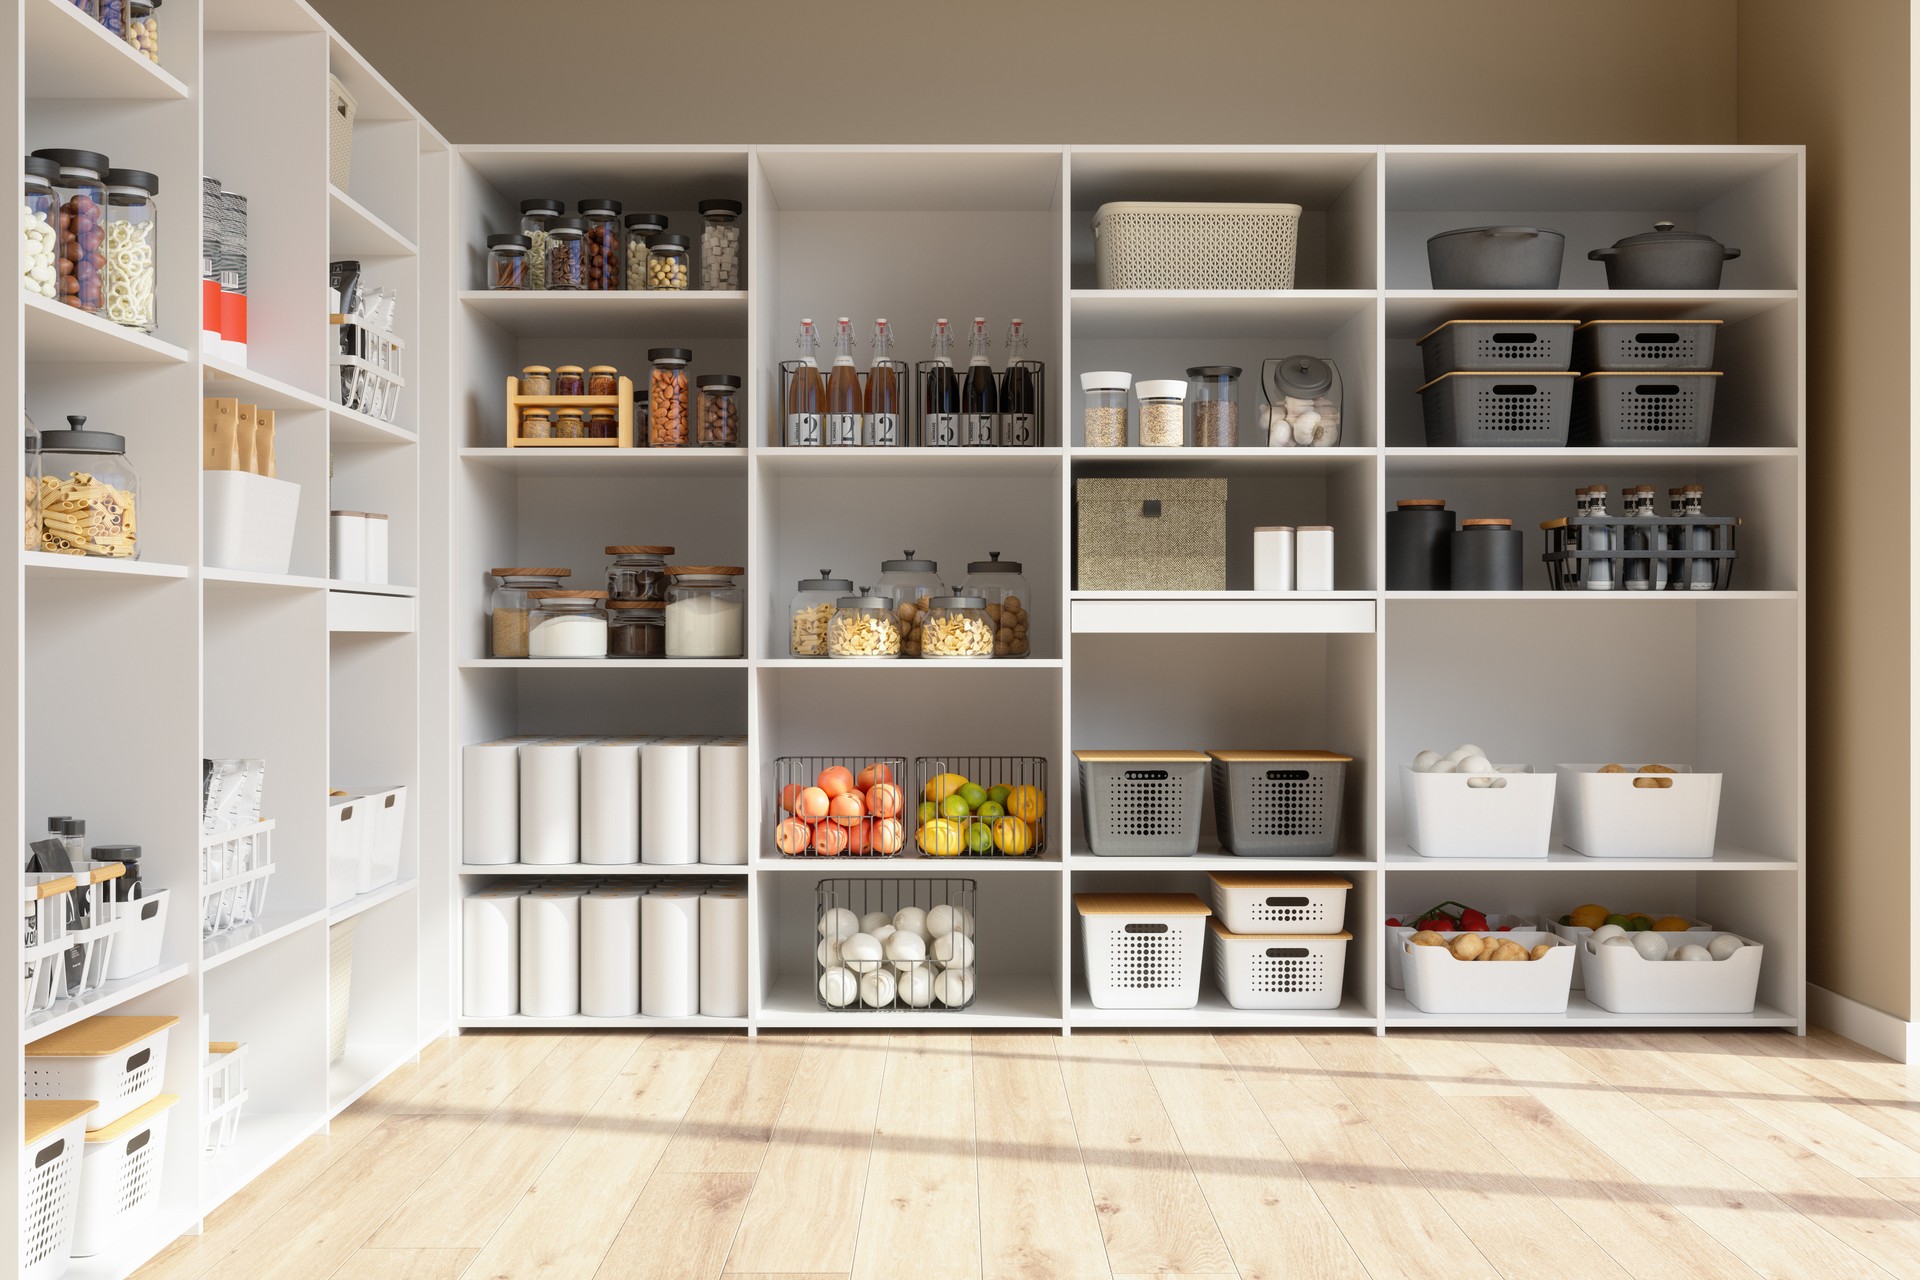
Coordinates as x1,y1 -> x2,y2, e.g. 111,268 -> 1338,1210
519,198 -> 564,289
578,198 -> 623,290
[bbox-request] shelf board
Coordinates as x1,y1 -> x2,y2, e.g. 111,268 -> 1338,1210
1068,852 -> 1375,873
25,961 -> 191,1044
1071,447 -> 1375,475
758,446 -> 1063,479
329,580 -> 418,597
459,446 -> 746,478
203,1110 -> 327,1213
24,294 -> 190,364
328,184 -> 417,258
203,908 -> 328,971
1384,844 -> 1797,871
758,972 -> 1060,1028
459,862 -> 748,876
755,853 -> 1063,871
1072,594 -> 1376,635
203,356 -> 330,414
24,0 -> 190,100
1069,985 -> 1376,1029
328,877 -> 417,923
330,1042 -> 419,1116
330,403 -> 418,446
1069,289 -> 1374,339
1383,289 -> 1799,334
459,289 -> 749,338
24,551 -> 190,581
202,566 -> 329,591
1383,989 -> 1799,1028
458,1013 -> 749,1030
459,657 -> 749,670
1385,590 -> 1797,603
756,657 -> 1063,669
1385,446 -> 1799,475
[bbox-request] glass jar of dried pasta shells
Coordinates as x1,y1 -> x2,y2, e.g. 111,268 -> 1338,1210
37,415 -> 137,558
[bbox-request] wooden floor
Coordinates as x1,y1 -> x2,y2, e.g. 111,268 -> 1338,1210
137,1027 -> 1920,1280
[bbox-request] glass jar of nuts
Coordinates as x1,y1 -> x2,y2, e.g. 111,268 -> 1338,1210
697,374 -> 741,447
961,551 -> 1032,658
643,233 -> 692,290
875,551 -> 944,658
920,595 -> 995,660
789,570 -> 851,658
827,590 -> 902,660
647,348 -> 692,447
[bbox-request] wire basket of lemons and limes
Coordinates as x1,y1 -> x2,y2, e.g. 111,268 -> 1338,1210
912,757 -> 1047,857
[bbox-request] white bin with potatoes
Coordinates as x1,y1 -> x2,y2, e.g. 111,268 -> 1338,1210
1385,907 -> 1539,990
1579,929 -> 1763,1014
1399,930 -> 1575,1015
1555,763 -> 1722,858
1075,893 -> 1211,1009
1205,872 -> 1352,1010
1401,743 -> 1555,858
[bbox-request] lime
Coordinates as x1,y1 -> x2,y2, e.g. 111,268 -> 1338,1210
958,783 -> 988,812
987,784 -> 1012,806
976,800 -> 1006,819
966,820 -> 997,853
940,794 -> 972,820
916,801 -> 939,824
1625,915 -> 1653,932
1605,914 -> 1633,930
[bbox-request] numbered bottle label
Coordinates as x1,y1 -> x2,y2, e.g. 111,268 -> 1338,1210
785,413 -> 823,447
924,413 -> 960,447
863,413 -> 900,447
1002,413 -> 1036,447
960,413 -> 996,447
825,413 -> 861,447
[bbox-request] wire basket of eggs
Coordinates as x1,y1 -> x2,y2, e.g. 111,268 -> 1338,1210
815,878 -> 977,1011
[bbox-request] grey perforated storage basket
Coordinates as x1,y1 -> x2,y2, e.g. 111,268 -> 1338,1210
1092,201 -> 1302,290
1574,320 -> 1721,372
1570,372 -> 1720,446
1208,750 -> 1352,856
1417,320 -> 1577,381
1076,750 -> 1209,856
1418,372 -> 1574,447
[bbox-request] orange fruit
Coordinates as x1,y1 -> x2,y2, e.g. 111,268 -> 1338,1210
1653,915 -> 1692,932
1006,785 -> 1046,826
1569,904 -> 1610,931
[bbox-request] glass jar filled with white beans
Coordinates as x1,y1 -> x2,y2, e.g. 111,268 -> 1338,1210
623,212 -> 666,291
22,157 -> 58,301
698,199 -> 742,290
103,168 -> 158,333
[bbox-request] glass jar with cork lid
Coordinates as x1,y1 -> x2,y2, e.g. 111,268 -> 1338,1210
490,567 -> 570,658
605,545 -> 672,603
607,601 -> 666,658
664,566 -> 745,658
527,590 -> 609,658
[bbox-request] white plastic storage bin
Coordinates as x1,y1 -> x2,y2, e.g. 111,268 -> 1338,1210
104,889 -> 169,981
326,795 -> 366,907
22,1100 -> 93,1280
25,1015 -> 178,1131
202,471 -> 301,575
328,918 -> 355,1064
337,783 -> 406,892
202,1041 -> 248,1152
1551,917 -> 1713,989
1206,872 -> 1350,935
1385,913 -> 1538,989
200,819 -> 275,939
1399,931 -> 1575,1015
1555,764 -> 1723,859
1075,750 -> 1209,856
1209,921 -> 1351,1010
1400,764 -> 1555,859
1207,750 -> 1351,856
1075,893 -> 1210,1009
70,1092 -> 176,1257
1580,934 -> 1763,1014
1092,201 -> 1302,290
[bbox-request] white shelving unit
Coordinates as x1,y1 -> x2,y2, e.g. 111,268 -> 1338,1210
442,143 -> 1804,1041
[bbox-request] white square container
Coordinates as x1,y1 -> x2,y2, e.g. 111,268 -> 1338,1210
202,471 -> 301,575
1400,764 -> 1555,859
1252,526 -> 1293,592
1399,931 -> 1575,1014
1075,893 -> 1210,1009
22,1100 -> 93,1280
24,1015 -> 178,1131
1206,872 -> 1350,935
1551,918 -> 1714,989
1580,934 -> 1763,1013
336,783 -> 406,893
329,510 -> 367,581
326,794 -> 367,907
1384,913 -> 1538,989
104,889 -> 170,981
1295,526 -> 1335,591
1555,764 -> 1723,858
1209,921 -> 1350,1010
363,512 -> 389,584
202,1041 -> 248,1152
70,1092 -> 176,1256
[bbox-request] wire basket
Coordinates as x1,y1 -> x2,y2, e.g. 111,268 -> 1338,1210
332,318 -> 405,423
1541,515 -> 1738,591
912,756 -> 1048,857
778,360 -> 909,447
201,819 -> 275,940
769,756 -> 909,857
912,362 -> 1047,447
814,877 -> 977,1010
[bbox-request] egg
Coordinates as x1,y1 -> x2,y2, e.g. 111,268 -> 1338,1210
819,966 -> 859,1007
884,930 -> 927,964
1412,750 -> 1443,773
840,932 -> 884,973
858,968 -> 897,1007
897,964 -> 936,1007
871,923 -> 897,944
1428,759 -> 1456,773
932,932 -> 976,969
859,911 -> 891,935
1591,924 -> 1627,944
1673,944 -> 1713,962
1290,410 -> 1320,444
1466,776 -> 1496,789
816,938 -> 844,969
1631,933 -> 1670,962
934,967 -> 976,1007
1447,744 -> 1485,763
927,903 -> 975,939
1708,935 -> 1746,961
817,907 -> 859,942
892,906 -> 930,939
1456,755 -> 1493,776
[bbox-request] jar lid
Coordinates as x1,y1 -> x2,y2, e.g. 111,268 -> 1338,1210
647,233 -> 691,250
329,509 -> 372,517
606,600 -> 666,611
587,407 -> 617,418
665,565 -> 745,576
555,365 -> 584,373
32,148 -> 110,176
492,567 -> 570,577
105,168 -> 159,194
520,409 -> 551,419
23,429 -> 37,453
837,592 -> 892,610
24,156 -> 59,183
549,216 -> 585,232
800,570 -> 853,592
648,347 -> 693,364
1396,499 -> 1448,509
1270,354 -> 1337,398
1185,365 -> 1242,380
931,595 -> 986,609
882,550 -> 938,573
1254,525 -> 1296,532
92,843 -> 141,859
605,545 -> 674,555
39,425 -> 126,454
488,233 -> 530,250
1135,379 -> 1187,400
623,211 -> 669,230
529,589 -> 608,599
1606,220 -> 1727,248
577,198 -> 623,215
1461,518 -> 1513,528
699,198 -> 743,219
1296,524 -> 1334,531
586,365 -> 618,376
555,407 -> 585,417
1080,369 -> 1132,393
520,198 -> 565,215
697,374 -> 743,390
966,550 -> 1021,574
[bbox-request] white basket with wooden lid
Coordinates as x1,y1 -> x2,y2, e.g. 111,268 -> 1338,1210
1074,892 -> 1211,1009
70,1092 -> 177,1256
1206,872 -> 1351,934
1209,921 -> 1352,1010
25,1014 -> 179,1131
22,1100 -> 94,1280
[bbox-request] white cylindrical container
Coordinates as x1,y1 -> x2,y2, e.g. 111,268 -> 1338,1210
699,887 -> 748,1017
463,737 -> 537,865
362,512 -> 389,584
698,738 -> 748,865
1296,525 -> 1335,591
463,887 -> 523,1016
520,887 -> 586,1017
1253,526 -> 1295,592
580,887 -> 643,1017
640,737 -> 702,865
579,738 -> 645,865
519,738 -> 584,865
329,510 -> 367,581
641,888 -> 701,1016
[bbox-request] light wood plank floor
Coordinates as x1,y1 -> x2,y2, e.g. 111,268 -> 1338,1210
137,1028 -> 1920,1280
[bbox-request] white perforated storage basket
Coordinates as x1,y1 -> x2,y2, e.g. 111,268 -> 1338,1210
70,1093 -> 176,1257
1208,750 -> 1351,856
1400,765 -> 1555,858
1554,765 -> 1722,858
327,73 -> 356,189
1385,914 -> 1538,989
1399,931 -> 1575,1014
1580,934 -> 1763,1014
1075,893 -> 1210,1009
1209,921 -> 1351,1010
25,1015 -> 178,1131
1076,750 -> 1209,856
1206,873 -> 1350,935
22,1101 -> 92,1280
1092,201 -> 1302,290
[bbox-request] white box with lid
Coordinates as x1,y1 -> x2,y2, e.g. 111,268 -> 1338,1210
1209,922 -> 1351,1010
1075,892 -> 1211,1009
1092,201 -> 1303,290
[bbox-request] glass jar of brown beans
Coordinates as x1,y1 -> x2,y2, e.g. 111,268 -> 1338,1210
587,365 -> 619,396
554,365 -> 585,396
644,233 -> 691,290
648,348 -> 692,447
578,198 -> 623,290
544,217 -> 586,289
697,374 -> 741,447
586,407 -> 619,439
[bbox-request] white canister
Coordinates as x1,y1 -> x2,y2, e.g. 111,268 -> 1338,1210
519,738 -> 585,865
463,737 -> 539,865
641,888 -> 702,1017
520,887 -> 586,1017
580,887 -> 643,1017
579,738 -> 646,865
697,738 -> 748,865
329,510 -> 367,581
640,737 -> 703,865
699,888 -> 749,1017
1253,526 -> 1295,593
463,887 -> 523,1016
1296,525 -> 1335,591
363,512 -> 389,584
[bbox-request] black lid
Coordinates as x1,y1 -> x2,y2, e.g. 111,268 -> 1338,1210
31,148 -> 110,176
837,592 -> 893,610
93,843 -> 141,859
800,569 -> 854,592
647,233 -> 690,249
1608,220 -> 1727,247
882,550 -> 938,573
24,156 -> 59,183
24,426 -> 37,453
106,168 -> 159,194
61,818 -> 85,836
577,197 -> 622,215
697,374 -> 742,390
647,347 -> 693,363
47,816 -> 70,830
699,198 -> 743,219
967,551 -> 1022,574
623,211 -> 669,229
487,233 -> 530,249
930,595 -> 986,609
549,216 -> 585,232
519,198 -> 565,215
41,416 -> 127,455
1185,365 -> 1242,380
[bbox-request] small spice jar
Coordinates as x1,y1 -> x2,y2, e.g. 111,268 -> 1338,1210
664,567 -> 746,658
1187,365 -> 1240,448
1136,378 -> 1187,447
789,570 -> 851,657
698,199 -> 743,290
124,0 -> 160,64
578,198 -> 623,290
697,374 -> 740,447
37,415 -> 138,558
490,567 -> 569,658
920,595 -> 994,660
623,212 -> 667,289
644,233 -> 691,290
606,601 -> 666,658
648,347 -> 692,447
519,364 -> 552,396
553,408 -> 586,439
528,590 -> 609,658
586,407 -> 619,439
22,156 -> 58,302
519,198 -> 564,290
1081,370 -> 1130,447
487,234 -> 529,290
544,216 -> 586,290
828,591 -> 902,659
960,551 -> 1031,658
877,551 -> 944,658
553,365 -> 585,397
1452,518 -> 1524,591
606,545 -> 672,602
518,408 -> 552,440
587,364 -> 619,397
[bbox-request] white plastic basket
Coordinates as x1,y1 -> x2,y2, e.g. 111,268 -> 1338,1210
337,784 -> 406,894
331,321 -> 405,423
1092,201 -> 1303,290
1385,913 -> 1539,989
1580,934 -> 1763,1013
1399,931 -> 1575,1015
201,819 -> 275,939
203,471 -> 301,576
327,72 -> 356,189
329,918 -> 356,1064
202,1041 -> 249,1152
1400,765 -> 1555,859
71,1092 -> 175,1256
23,873 -> 76,1018
1075,893 -> 1210,1009
327,796 -> 367,908
22,1101 -> 93,1280
1209,921 -> 1350,1010
1555,764 -> 1723,859
1206,873 -> 1350,935
25,1015 -> 179,1132
1551,918 -> 1714,989
105,889 -> 170,982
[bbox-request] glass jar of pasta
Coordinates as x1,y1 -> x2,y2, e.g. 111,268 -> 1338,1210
37,416 -> 138,559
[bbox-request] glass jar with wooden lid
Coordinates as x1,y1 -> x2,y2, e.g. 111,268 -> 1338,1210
553,408 -> 586,440
664,566 -> 745,658
605,545 -> 673,602
587,365 -> 619,397
527,589 -> 609,658
607,601 -> 666,658
554,365 -> 585,397
490,567 -> 570,658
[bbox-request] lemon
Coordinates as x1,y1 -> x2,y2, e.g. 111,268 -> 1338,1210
924,772 -> 969,804
917,819 -> 963,857
1569,904 -> 1610,931
1653,915 -> 1692,932
992,815 -> 1033,855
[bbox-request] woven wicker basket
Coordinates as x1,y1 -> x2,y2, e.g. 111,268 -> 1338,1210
1093,202 -> 1302,290
1075,478 -> 1227,590
327,73 -> 356,189
328,917 -> 355,1063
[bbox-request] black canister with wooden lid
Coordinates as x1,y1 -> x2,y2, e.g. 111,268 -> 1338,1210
1386,498 -> 1456,590
1451,517 -> 1525,591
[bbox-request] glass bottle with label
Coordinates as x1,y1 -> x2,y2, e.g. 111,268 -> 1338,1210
825,317 -> 862,446
1624,485 -> 1651,590
922,318 -> 960,446
1000,318 -> 1037,447
1684,484 -> 1715,589
784,318 -> 825,446
1583,485 -> 1614,591
864,319 -> 902,447
960,317 -> 997,447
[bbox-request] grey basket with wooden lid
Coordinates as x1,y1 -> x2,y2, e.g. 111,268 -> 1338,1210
1075,750 -> 1210,856
1208,750 -> 1354,857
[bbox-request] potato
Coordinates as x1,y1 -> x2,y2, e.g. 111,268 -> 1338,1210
1448,933 -> 1484,961
1491,940 -> 1529,962
1529,943 -> 1555,961
1632,776 -> 1674,789
1598,763 -> 1627,774
1638,763 -> 1677,774
1410,930 -> 1447,948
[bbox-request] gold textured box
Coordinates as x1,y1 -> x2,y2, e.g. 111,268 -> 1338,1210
1075,478 -> 1228,590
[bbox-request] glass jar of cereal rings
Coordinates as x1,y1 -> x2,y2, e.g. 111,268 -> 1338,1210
647,347 -> 692,447
37,415 -> 138,559
104,168 -> 159,332
643,233 -> 691,290
828,590 -> 902,659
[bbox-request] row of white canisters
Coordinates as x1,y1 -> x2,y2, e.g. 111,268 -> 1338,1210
464,880 -> 746,1018
329,510 -> 389,584
1252,525 -> 1336,592
1082,369 -> 1243,447
463,735 -> 747,866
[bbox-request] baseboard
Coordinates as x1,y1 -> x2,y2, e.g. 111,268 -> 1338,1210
1807,984 -> 1918,1063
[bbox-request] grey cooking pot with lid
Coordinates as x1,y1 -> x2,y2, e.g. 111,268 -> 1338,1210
1426,225 -> 1565,289
1589,222 -> 1741,290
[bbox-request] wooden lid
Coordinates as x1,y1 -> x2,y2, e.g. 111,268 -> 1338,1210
605,545 -> 674,555
1575,318 -> 1723,329
1208,750 -> 1353,763
208,1041 -> 241,1055
555,365 -> 584,373
1295,524 -> 1334,532
86,1093 -> 179,1140
1074,749 -> 1209,763
665,566 -> 745,576
1207,871 -> 1353,889
606,600 -> 666,611
491,567 -> 570,578
1209,920 -> 1352,942
555,408 -> 586,418
27,1014 -> 181,1058
32,875 -> 77,899
1462,518 -> 1512,527
528,589 -> 607,600
25,1100 -> 95,1146
1540,517 -> 1569,530
587,365 -> 618,374
1417,318 -> 1578,344
1074,892 -> 1211,917
1395,499 -> 1447,509
521,365 -> 552,374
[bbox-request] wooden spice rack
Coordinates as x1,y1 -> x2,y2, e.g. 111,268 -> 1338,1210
504,374 -> 635,448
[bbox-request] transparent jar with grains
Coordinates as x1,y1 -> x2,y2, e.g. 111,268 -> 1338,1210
1080,370 -> 1130,447
1136,378 -> 1187,447
490,568 -> 570,658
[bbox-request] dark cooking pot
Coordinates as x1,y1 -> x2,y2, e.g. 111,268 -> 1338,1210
1589,222 -> 1742,290
1427,225 -> 1564,289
